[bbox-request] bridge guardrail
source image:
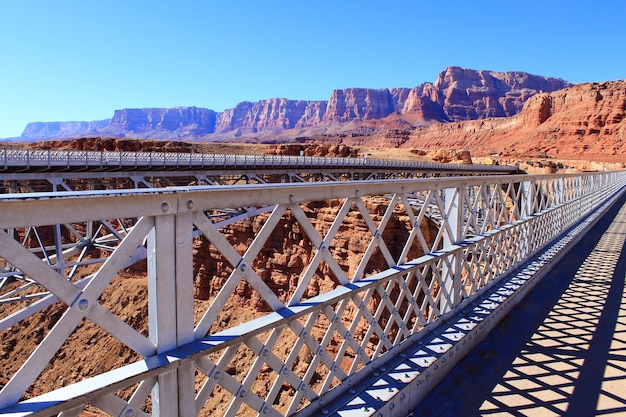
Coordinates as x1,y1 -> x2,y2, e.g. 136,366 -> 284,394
0,171 -> 624,416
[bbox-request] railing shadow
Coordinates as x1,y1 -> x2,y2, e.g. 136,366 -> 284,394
411,192 -> 626,416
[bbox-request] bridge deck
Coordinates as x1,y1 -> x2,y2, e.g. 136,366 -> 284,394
411,193 -> 626,416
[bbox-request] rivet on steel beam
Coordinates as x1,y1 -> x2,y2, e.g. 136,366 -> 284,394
239,389 -> 247,397
186,200 -> 194,209
289,194 -> 295,202
161,202 -> 169,212
78,299 -> 89,311
322,408 -> 329,415
213,371 -> 221,379
262,406 -> 270,414
240,263 -> 247,272
125,409 -> 135,417
350,388 -> 357,394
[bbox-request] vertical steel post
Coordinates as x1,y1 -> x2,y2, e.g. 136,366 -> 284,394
148,213 -> 179,416
51,182 -> 65,276
175,210 -> 196,417
521,180 -> 535,219
442,185 -> 463,313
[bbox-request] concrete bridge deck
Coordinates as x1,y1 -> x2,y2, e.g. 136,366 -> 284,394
411,192 -> 626,416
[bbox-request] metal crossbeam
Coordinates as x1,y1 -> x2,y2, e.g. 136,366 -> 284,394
0,171 -> 624,416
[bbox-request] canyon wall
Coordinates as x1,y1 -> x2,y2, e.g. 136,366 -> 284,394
398,80 -> 626,162
17,67 -> 571,141
21,119 -> 111,139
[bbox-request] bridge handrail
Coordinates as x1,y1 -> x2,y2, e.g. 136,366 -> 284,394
1,171 -> 624,416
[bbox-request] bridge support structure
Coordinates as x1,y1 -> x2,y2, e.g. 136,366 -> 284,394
0,171 -> 625,416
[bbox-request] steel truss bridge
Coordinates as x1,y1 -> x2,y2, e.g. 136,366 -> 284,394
0,149 -> 517,193
0,150 -> 624,416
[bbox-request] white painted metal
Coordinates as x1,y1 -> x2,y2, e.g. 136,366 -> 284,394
0,148 -> 515,174
0,171 -> 624,416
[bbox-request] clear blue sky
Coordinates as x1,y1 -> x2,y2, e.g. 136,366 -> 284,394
1,0 -> 624,138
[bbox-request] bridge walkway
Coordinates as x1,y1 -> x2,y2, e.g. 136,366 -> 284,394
411,192 -> 626,416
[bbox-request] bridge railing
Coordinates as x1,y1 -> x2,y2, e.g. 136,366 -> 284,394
0,148 -> 516,173
0,171 -> 624,416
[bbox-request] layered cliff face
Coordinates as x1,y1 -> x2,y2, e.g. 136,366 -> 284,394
215,99 -> 326,134
398,80 -> 626,162
105,107 -> 217,137
17,67 -> 571,141
322,88 -> 411,122
432,66 -> 573,121
21,120 -> 110,139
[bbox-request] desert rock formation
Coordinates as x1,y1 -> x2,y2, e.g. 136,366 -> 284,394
16,67 -> 571,141
399,80 -> 626,162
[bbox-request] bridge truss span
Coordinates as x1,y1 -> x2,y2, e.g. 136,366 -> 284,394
0,171 -> 625,416
0,149 -> 518,195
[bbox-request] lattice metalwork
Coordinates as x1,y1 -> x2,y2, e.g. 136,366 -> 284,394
0,171 -> 624,416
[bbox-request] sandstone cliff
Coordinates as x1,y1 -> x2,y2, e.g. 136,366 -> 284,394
104,107 -> 217,138
432,66 -> 572,121
21,119 -> 110,139
322,88 -> 411,122
16,67 -> 571,141
398,80 -> 626,162
214,99 -> 326,134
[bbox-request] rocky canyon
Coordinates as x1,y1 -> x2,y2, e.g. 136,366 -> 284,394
16,66 -> 573,142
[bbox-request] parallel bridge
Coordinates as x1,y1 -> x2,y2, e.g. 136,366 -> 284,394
0,152 -> 624,416
1,149 -> 517,193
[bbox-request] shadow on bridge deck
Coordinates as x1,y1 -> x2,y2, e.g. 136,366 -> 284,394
411,192 -> 626,417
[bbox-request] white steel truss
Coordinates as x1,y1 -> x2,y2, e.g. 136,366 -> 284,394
0,171 -> 624,416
